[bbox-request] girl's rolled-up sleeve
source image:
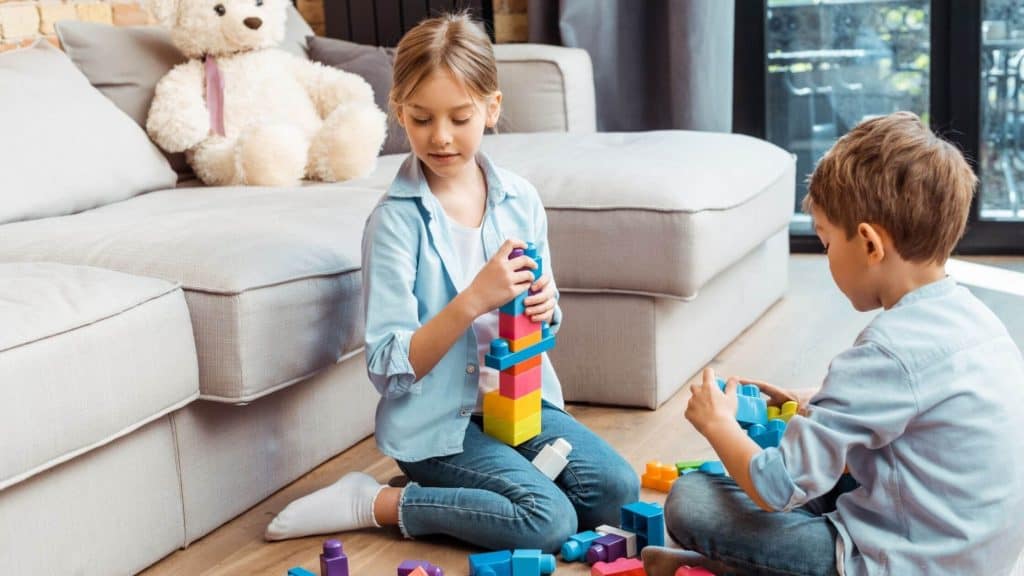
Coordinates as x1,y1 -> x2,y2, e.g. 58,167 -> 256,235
361,203 -> 421,399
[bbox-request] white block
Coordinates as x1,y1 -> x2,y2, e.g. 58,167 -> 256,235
595,524 -> 637,558
532,438 -> 572,480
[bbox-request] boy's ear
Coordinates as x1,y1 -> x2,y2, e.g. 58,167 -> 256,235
147,0 -> 179,27
485,91 -> 503,128
857,222 -> 886,264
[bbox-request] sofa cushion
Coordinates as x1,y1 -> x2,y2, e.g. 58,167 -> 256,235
361,131 -> 795,299
0,263 -> 199,491
0,185 -> 386,402
55,5 -> 315,179
0,41 -> 177,225
307,36 -> 409,155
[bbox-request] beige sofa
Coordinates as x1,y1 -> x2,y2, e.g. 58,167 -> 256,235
0,25 -> 793,576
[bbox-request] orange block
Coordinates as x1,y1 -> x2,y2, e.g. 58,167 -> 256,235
641,461 -> 678,493
504,354 -> 541,375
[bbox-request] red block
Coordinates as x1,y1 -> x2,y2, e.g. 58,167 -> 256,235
675,566 -> 716,575
500,364 -> 541,398
499,311 -> 540,341
592,557 -> 646,576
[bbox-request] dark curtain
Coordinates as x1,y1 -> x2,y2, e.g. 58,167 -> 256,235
528,0 -> 735,133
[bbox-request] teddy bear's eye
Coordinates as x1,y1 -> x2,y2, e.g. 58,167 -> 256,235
213,3 -> 226,16
255,0 -> 263,6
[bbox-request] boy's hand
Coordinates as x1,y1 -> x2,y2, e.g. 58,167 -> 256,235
732,377 -> 798,407
524,273 -> 556,324
685,367 -> 740,437
464,239 -> 537,317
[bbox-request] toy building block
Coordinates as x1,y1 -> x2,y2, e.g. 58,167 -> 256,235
561,530 -> 603,562
320,539 -> 349,576
675,460 -> 704,475
469,550 -> 512,576
509,330 -> 543,352
715,377 -> 768,428
511,549 -> 556,576
287,568 -> 316,576
641,461 -> 678,492
504,354 -> 542,375
674,567 -> 716,575
747,418 -> 786,449
499,359 -> 542,398
485,327 -> 556,371
532,438 -> 572,480
408,569 -> 430,576
591,557 -> 647,576
621,501 -> 665,549
697,461 -> 725,476
780,400 -> 798,421
398,560 -> 443,576
585,533 -> 627,565
483,409 -> 542,446
595,525 -> 637,557
483,389 -> 541,422
500,309 -> 541,339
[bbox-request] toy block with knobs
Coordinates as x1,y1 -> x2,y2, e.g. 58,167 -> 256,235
483,243 -> 556,446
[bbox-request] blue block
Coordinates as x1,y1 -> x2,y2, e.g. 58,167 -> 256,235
697,460 -> 726,476
561,530 -> 602,562
469,550 -> 512,576
511,549 -> 555,576
621,501 -> 665,549
499,290 -> 528,315
484,327 -> 556,370
748,418 -> 786,448
716,378 -> 768,428
287,568 -> 317,576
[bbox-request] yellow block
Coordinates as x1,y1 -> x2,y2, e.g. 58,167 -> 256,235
483,389 -> 540,423
780,401 -> 799,422
484,410 -> 541,446
509,330 -> 541,352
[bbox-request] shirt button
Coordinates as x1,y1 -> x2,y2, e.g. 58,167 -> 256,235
466,364 -> 476,374
460,409 -> 472,417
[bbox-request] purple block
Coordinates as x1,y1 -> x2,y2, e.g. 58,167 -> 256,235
320,539 -> 349,576
585,533 -> 627,565
398,560 -> 444,576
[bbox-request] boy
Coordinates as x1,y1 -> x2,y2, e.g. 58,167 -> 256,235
646,112 -> 1024,575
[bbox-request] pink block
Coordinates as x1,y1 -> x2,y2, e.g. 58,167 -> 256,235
592,557 -> 645,576
499,311 -> 540,341
499,364 -> 541,398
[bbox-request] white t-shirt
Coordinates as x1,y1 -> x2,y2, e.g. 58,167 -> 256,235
448,220 -> 499,413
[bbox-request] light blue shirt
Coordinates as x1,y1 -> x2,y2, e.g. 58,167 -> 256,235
361,152 -> 564,462
751,277 -> 1024,575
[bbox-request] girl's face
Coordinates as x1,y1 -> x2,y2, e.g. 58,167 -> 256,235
397,69 -> 501,182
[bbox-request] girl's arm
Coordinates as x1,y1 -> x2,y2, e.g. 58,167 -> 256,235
408,238 -> 536,380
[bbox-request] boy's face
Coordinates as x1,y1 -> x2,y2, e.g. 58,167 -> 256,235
812,204 -> 883,312
397,69 -> 501,183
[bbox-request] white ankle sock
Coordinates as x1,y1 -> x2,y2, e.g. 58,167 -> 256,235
264,471 -> 385,541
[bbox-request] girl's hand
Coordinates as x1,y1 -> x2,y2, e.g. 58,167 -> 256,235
524,273 -> 556,324
465,239 -> 537,317
685,367 -> 740,437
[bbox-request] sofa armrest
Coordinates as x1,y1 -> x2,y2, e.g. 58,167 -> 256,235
494,44 -> 596,134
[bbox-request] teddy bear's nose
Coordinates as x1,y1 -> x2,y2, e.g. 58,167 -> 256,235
243,17 -> 262,30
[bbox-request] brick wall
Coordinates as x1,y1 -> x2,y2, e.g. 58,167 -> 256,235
0,0 -> 151,51
0,1 -> 525,52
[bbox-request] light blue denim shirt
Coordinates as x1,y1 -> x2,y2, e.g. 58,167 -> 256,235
751,277 -> 1024,575
362,152 -> 564,463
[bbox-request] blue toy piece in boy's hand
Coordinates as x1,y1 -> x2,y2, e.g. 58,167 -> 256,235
716,377 -> 768,428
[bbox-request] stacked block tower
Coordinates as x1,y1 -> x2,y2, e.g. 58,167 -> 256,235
483,243 -> 556,446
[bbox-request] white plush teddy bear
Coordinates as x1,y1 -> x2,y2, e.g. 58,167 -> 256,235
146,0 -> 387,186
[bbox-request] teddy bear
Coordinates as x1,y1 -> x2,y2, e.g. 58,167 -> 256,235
145,0 -> 387,186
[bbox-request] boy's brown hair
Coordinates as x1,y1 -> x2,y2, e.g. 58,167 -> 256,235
804,111 -> 977,263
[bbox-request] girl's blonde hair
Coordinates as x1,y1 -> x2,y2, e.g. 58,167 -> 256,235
389,12 -> 498,114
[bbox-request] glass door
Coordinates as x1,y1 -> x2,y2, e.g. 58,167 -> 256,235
981,0 -> 1024,222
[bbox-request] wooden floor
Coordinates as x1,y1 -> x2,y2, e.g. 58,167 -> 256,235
142,255 -> 1024,576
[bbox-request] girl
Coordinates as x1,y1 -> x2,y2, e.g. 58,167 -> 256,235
265,13 -> 638,552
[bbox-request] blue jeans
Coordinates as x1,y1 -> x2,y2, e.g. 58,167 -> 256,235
395,402 -> 639,553
665,472 -> 858,576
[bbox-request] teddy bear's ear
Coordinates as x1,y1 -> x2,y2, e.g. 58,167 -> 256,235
146,0 -> 179,27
